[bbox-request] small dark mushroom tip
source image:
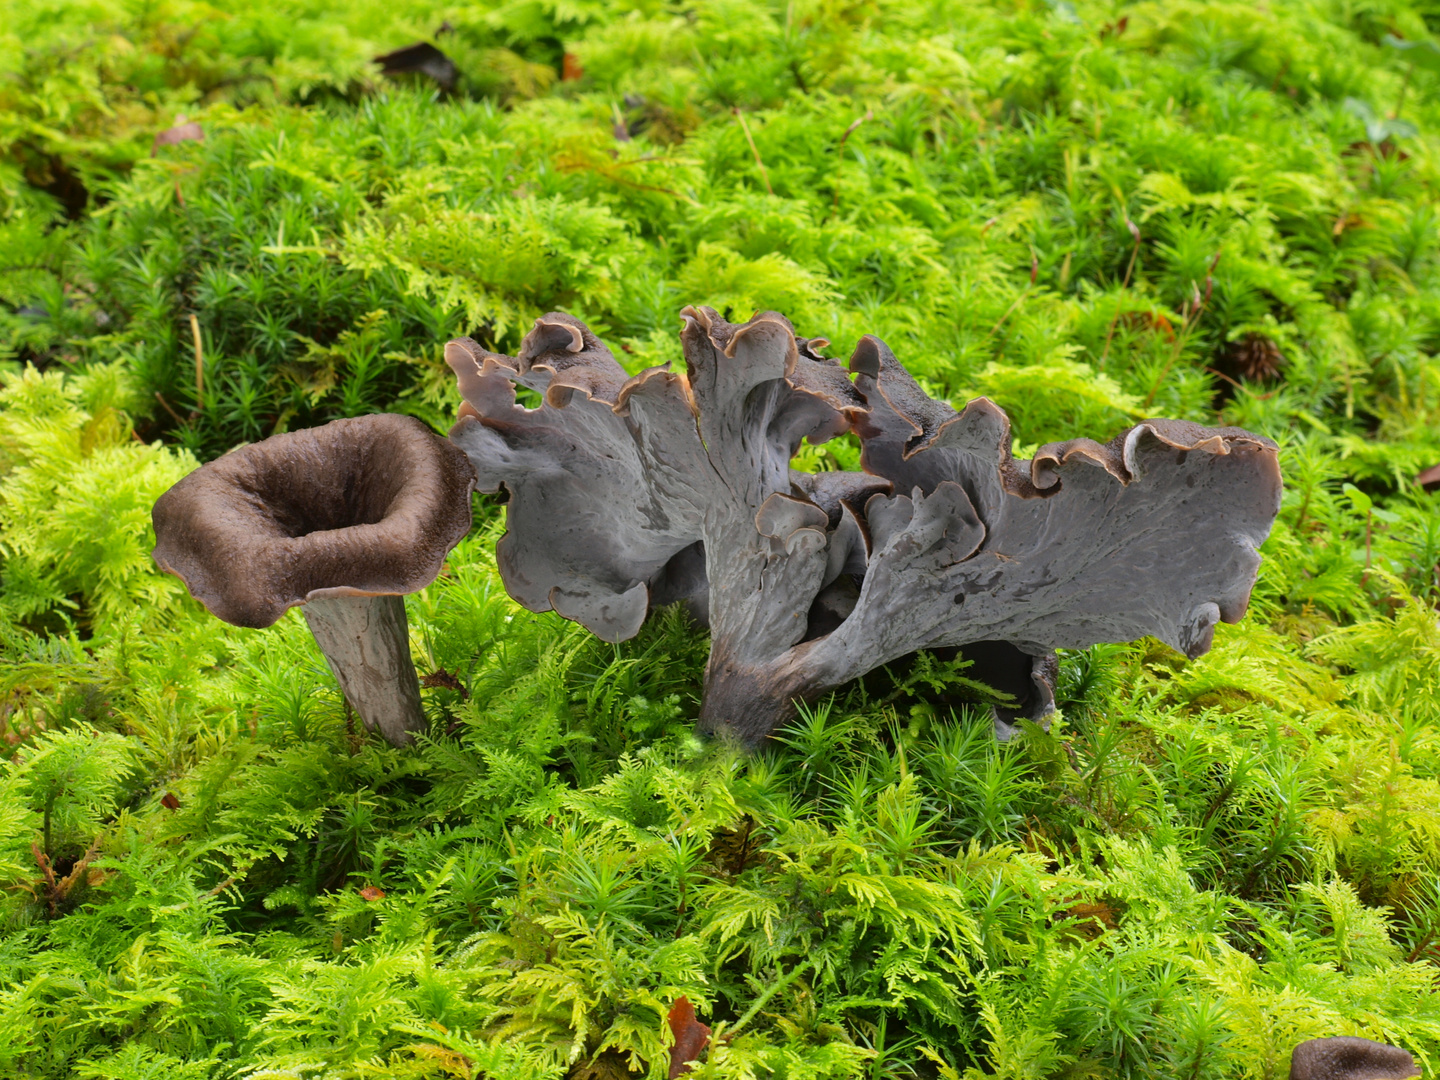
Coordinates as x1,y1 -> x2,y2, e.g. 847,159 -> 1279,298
152,414 -> 477,746
1290,1036 -> 1421,1080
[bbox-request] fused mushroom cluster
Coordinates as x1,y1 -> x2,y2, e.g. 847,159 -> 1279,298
447,306 -> 1283,745
149,305 -> 1284,750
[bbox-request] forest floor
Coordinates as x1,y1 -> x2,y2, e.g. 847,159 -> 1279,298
4,0 -> 1440,1076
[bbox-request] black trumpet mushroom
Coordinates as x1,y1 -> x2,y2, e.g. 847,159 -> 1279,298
152,413 -> 477,746
446,307 -> 1283,747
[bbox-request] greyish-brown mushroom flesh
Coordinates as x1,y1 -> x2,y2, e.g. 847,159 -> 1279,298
447,307 -> 1283,747
152,413 -> 477,746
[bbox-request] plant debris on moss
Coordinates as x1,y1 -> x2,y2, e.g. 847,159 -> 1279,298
5,0 -> 1440,1076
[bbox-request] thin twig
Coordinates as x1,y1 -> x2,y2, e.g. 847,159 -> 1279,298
190,313 -> 204,401
724,957 -> 819,1036
1203,365 -> 1244,392
733,108 -> 774,196
32,836 -> 103,917
1144,291 -> 1201,410
56,836 -> 103,898
1144,252 -> 1220,408
599,175 -> 698,202
1362,508 -> 1373,584
555,157 -> 700,204
1406,924 -> 1439,963
154,391 -> 189,427
31,843 -> 56,894
344,699 -> 360,756
1268,56 -> 1291,95
986,288 -> 1031,341
831,109 -> 872,217
1395,62 -> 1414,119
1099,218 -> 1142,366
986,250 -> 1038,341
608,154 -> 676,167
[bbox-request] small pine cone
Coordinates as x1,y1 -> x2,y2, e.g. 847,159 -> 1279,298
1221,332 -> 1286,383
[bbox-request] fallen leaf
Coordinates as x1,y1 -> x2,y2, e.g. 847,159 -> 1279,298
412,1043 -> 475,1077
160,792 -> 181,810
1117,310 -> 1175,341
1417,463 -> 1440,491
152,122 -> 204,156
1054,899 -> 1121,940
359,886 -> 386,901
563,52 -> 585,81
374,42 -> 458,92
420,668 -> 468,698
667,996 -> 711,1078
1332,211 -> 1368,237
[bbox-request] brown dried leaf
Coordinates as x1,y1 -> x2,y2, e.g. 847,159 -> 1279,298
410,1043 -> 475,1079
151,121 -> 203,156
1117,310 -> 1174,341
160,792 -> 181,810
420,667 -> 469,698
359,886 -> 386,901
667,996 -> 711,1078
1332,211 -> 1368,237
1055,899 -> 1120,940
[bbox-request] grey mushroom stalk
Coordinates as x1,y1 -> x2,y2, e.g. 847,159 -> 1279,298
151,413 -> 477,746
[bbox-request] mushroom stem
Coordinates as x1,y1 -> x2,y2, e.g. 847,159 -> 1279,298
301,594 -> 426,747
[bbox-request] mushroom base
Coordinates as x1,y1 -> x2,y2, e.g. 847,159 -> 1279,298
697,640 -> 1060,748
697,652 -> 821,748
303,594 -> 426,747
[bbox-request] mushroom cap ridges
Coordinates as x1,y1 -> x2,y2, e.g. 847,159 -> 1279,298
152,414 -> 477,629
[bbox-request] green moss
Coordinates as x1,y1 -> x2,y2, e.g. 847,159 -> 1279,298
4,0 -> 1440,1075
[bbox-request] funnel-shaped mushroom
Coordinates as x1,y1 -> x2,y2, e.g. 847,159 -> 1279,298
152,414 -> 477,746
1290,1036 -> 1420,1079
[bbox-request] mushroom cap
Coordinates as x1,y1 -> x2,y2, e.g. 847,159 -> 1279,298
153,414 -> 477,628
